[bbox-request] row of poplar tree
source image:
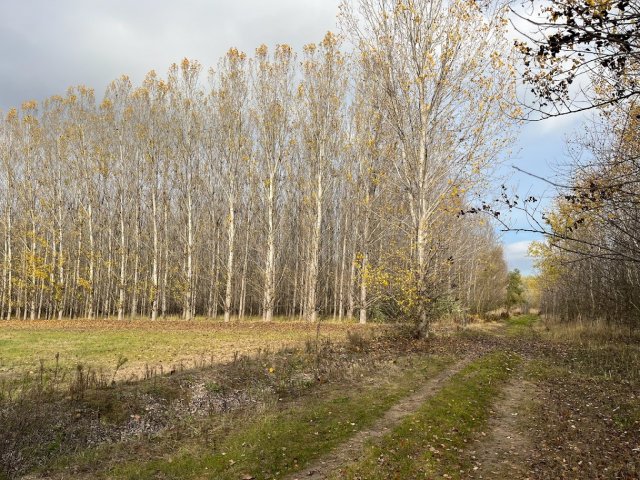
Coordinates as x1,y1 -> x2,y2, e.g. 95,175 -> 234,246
0,0 -> 518,331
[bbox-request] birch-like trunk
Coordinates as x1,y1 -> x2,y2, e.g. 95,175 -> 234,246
291,241 -> 299,318
29,216 -> 36,320
48,236 -> 55,319
104,223 -> 113,317
359,199 -> 369,324
57,196 -> 64,320
0,216 -> 7,320
414,120 -> 430,337
238,217 -> 250,320
87,203 -> 95,320
207,224 -> 218,317
263,174 -> 276,322
184,190 -> 193,320
161,200 -> 169,318
338,224 -> 347,321
38,237 -> 49,319
131,203 -> 140,318
347,246 -> 356,319
212,226 -> 221,318
306,155 -> 323,322
118,194 -> 126,320
150,186 -> 159,321
73,228 -> 82,318
18,239 -> 25,319
5,207 -> 11,320
224,196 -> 235,322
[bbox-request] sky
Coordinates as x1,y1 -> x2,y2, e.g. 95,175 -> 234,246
498,114 -> 585,274
0,0 -> 583,275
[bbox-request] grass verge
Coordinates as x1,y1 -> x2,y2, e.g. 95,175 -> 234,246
334,350 -> 521,479
41,355 -> 453,479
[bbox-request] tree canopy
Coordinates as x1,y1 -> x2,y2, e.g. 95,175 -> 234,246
514,0 -> 640,117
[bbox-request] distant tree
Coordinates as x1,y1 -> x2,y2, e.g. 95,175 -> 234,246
506,269 -> 525,312
251,44 -> 295,322
298,32 -> 347,322
213,49 -> 251,323
521,275 -> 540,312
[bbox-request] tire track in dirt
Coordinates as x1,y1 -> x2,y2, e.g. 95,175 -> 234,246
285,355 -> 476,480
465,364 -> 536,479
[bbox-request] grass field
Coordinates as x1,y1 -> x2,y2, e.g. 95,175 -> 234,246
0,317 -> 376,383
1,315 -> 638,479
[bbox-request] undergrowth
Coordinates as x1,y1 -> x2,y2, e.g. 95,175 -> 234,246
0,327 -> 434,479
108,357 -> 451,480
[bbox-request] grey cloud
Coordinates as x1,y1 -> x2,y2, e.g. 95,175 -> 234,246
0,0 -> 339,110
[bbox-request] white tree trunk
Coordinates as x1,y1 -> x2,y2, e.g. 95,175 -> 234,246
338,223 -> 347,321
263,175 -> 276,322
306,161 -> 323,322
57,199 -> 64,320
414,121 -> 430,337
131,204 -> 140,318
87,203 -> 95,320
347,246 -> 356,319
224,197 -> 235,322
104,223 -> 113,317
239,217 -> 250,320
5,207 -> 11,320
29,216 -> 36,320
151,188 -> 159,321
184,191 -> 193,320
118,195 -> 126,320
207,224 -> 218,317
161,200 -> 169,318
359,200 -> 369,324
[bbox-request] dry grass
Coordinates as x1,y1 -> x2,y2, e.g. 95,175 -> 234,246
0,317 -> 376,385
538,316 -> 640,345
0,326 -> 440,479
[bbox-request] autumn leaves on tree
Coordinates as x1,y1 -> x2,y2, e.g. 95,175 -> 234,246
0,0 -> 519,335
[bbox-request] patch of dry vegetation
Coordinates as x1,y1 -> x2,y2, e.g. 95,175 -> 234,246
0,325 -> 426,478
0,318 -> 376,387
524,360 -> 639,478
517,319 -> 640,479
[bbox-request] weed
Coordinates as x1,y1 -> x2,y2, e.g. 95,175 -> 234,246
346,330 -> 370,352
111,356 -> 128,384
204,381 -> 223,394
109,357 -> 451,480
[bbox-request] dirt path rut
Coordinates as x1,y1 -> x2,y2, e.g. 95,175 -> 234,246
286,356 -> 474,480
466,366 -> 535,479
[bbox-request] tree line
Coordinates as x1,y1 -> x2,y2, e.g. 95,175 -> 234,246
531,101 -> 640,326
0,0 -> 519,334
512,0 -> 639,327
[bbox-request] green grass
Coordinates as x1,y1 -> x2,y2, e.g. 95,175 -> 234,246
0,318 -> 372,384
505,314 -> 538,335
74,356 -> 453,479
335,351 -> 521,479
